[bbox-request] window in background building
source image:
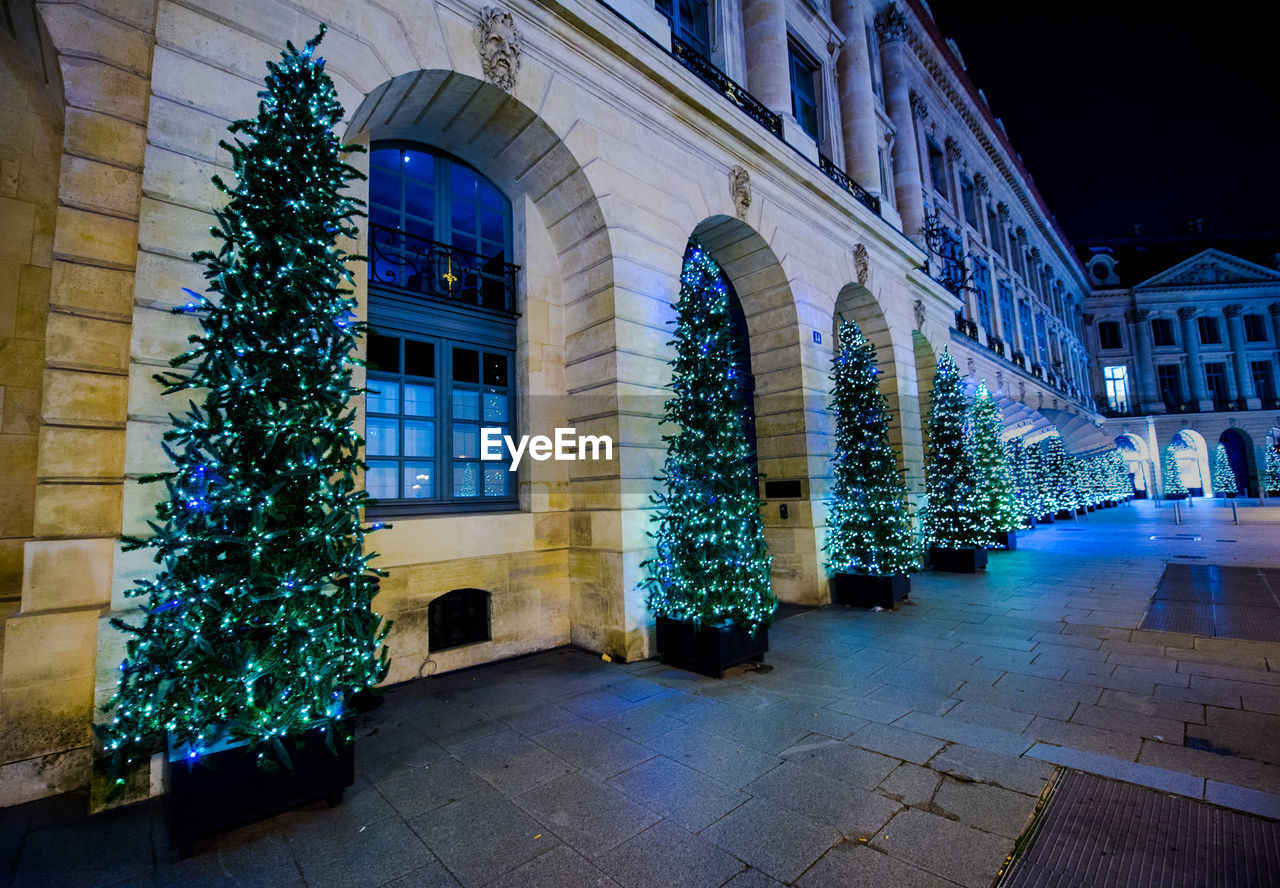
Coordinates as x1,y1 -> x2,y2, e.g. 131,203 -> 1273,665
987,208 -> 1002,255
1035,314 -> 1048,365
1197,315 -> 1222,345
1244,313 -> 1268,342
998,281 -> 1014,341
1151,316 -> 1175,347
1104,365 -> 1130,413
961,176 -> 979,229
1097,320 -> 1123,350
1157,364 -> 1183,411
1205,362 -> 1230,408
366,143 -> 517,512
866,23 -> 884,103
927,139 -> 948,200
1253,361 -> 1277,402
1019,300 -> 1034,355
656,0 -> 711,60
788,41 -> 821,142
972,258 -> 992,331
877,146 -> 894,204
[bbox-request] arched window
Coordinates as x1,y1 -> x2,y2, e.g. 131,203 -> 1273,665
364,143 -> 519,513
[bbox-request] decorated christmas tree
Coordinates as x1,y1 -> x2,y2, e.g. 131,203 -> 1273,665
921,351 -> 983,549
968,384 -> 1020,546
1108,450 -> 1132,500
1211,443 -> 1237,496
640,243 -> 775,633
1162,445 -> 1188,498
100,27 -> 389,777
823,318 -> 918,576
1266,441 -> 1280,495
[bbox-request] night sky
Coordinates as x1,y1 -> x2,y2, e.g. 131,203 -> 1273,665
926,1 -> 1279,241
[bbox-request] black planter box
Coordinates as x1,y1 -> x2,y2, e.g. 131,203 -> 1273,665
994,530 -> 1017,551
655,615 -> 767,678
1056,509 -> 1074,520
929,547 -> 988,573
1037,514 -> 1055,524
167,724 -> 354,857
1166,493 -> 1187,500
1086,504 -> 1096,512
831,572 -> 910,609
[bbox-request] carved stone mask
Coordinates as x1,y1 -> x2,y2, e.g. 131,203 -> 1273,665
476,7 -> 521,92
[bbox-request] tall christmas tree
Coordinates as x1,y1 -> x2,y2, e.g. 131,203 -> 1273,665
100,28 -> 389,776
1162,445 -> 1188,498
968,384 -> 1020,547
921,351 -> 983,549
1211,443 -> 1237,496
1041,435 -> 1072,514
1266,441 -> 1280,495
823,318 -> 918,576
640,244 -> 775,633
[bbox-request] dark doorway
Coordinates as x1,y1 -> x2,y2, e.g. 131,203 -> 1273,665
428,588 -> 491,652
1218,428 -> 1255,497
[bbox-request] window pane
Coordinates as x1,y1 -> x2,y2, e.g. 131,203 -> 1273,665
484,464 -> 509,498
404,213 -> 433,242
366,418 -> 399,457
404,463 -> 434,499
405,178 -> 434,215
453,425 -> 479,459
480,208 -> 505,244
366,379 -> 399,414
404,382 -> 435,417
369,176 -> 400,216
450,163 -> 478,203
370,148 -> 400,173
366,462 -> 398,499
367,335 -> 400,373
404,420 -> 435,457
452,199 -> 477,240
483,353 -> 508,387
453,462 -> 480,497
401,149 -> 433,177
404,340 -> 435,378
483,392 -> 508,423
453,389 -> 480,420
453,349 -> 480,383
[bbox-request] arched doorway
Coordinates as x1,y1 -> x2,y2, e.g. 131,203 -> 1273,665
1217,428 -> 1255,497
1171,429 -> 1211,497
1116,433 -> 1149,498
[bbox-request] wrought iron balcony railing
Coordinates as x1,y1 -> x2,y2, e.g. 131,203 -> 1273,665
818,154 -> 881,215
1011,351 -> 1026,369
953,311 -> 978,340
367,223 -> 519,315
986,335 -> 1005,357
670,36 -> 782,138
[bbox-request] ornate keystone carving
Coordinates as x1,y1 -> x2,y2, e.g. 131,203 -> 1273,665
476,7 -> 521,92
729,165 -> 751,221
1125,308 -> 1150,323
854,243 -> 869,285
997,201 -> 1010,220
1082,313 -> 1095,326
913,297 -> 925,330
875,3 -> 909,44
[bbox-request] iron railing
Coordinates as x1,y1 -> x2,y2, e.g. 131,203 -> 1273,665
367,223 -> 519,314
818,154 -> 881,215
670,35 -> 782,138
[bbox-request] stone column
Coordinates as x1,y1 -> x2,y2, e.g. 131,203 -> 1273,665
1223,304 -> 1258,407
832,0 -> 881,195
1178,307 -> 1210,410
875,4 -> 924,244
1126,309 -> 1161,412
741,0 -> 792,116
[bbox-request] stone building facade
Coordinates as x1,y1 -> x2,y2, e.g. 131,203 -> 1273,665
0,0 -> 1095,805
1082,243 -> 1280,498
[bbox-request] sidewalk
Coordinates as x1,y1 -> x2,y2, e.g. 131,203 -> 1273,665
3,500 -> 1278,887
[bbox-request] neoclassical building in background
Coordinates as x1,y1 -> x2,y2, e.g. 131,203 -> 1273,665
1080,235 -> 1280,497
0,0 -> 1097,804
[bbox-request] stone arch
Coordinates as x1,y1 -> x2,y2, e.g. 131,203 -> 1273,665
1217,427 -> 1255,497
834,282 -> 909,472
1170,429 -> 1211,497
1115,433 -> 1151,498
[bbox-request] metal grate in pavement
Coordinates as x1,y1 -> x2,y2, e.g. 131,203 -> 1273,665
1000,770 -> 1280,888
1139,564 -> 1280,642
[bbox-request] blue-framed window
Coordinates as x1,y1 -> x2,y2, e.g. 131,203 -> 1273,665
656,0 -> 711,60
1035,314 -> 1049,365
998,281 -> 1014,341
972,258 -> 992,332
1019,301 -> 1034,355
788,41 -> 820,142
366,143 -> 518,513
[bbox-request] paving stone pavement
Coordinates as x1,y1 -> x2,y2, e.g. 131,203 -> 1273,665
3,500 -> 1280,887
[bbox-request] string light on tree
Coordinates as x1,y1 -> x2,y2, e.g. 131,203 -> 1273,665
1162,445 -> 1188,498
823,318 -> 919,577
640,243 -> 775,633
968,384 -> 1020,547
99,26 -> 389,780
921,351 -> 983,550
1211,443 -> 1237,496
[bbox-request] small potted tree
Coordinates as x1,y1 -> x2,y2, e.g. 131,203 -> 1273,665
922,352 -> 987,572
1266,442 -> 1280,496
98,28 -> 389,856
641,243 -> 775,677
824,319 -> 919,608
970,385 -> 1021,550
